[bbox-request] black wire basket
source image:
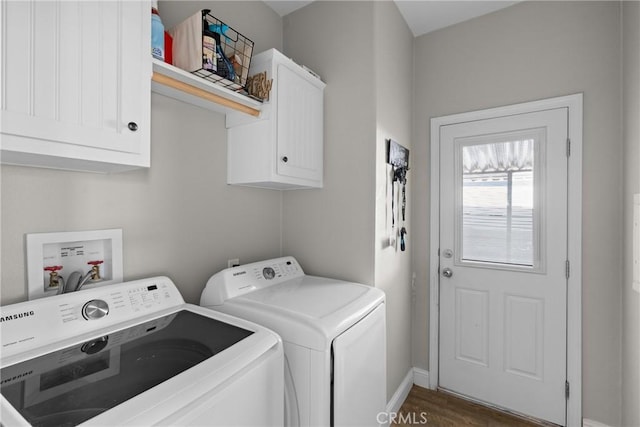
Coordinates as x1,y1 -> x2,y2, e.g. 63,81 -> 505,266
170,10 -> 254,92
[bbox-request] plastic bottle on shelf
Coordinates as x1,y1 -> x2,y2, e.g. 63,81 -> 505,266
151,0 -> 165,61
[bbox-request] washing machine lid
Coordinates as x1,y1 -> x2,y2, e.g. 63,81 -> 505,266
223,275 -> 384,351
0,309 -> 253,427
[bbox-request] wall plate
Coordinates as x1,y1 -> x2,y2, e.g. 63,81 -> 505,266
26,229 -> 123,300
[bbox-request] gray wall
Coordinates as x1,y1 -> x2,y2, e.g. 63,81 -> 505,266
622,2 -> 640,426
411,2 -> 623,425
0,1 -> 284,305
373,0 -> 414,402
281,0 -> 414,401
281,1 -> 376,286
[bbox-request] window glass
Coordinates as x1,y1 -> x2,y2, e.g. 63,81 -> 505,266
459,137 -> 538,268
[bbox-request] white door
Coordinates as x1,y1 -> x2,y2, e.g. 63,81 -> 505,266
438,107 -> 568,425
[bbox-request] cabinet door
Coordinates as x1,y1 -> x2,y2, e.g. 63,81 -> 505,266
276,64 -> 323,184
0,1 -> 150,171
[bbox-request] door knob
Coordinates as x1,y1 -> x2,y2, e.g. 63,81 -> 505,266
442,268 -> 453,278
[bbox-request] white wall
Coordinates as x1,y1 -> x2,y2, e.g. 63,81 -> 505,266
411,2 -> 623,425
0,1 -> 284,305
622,2 -> 640,426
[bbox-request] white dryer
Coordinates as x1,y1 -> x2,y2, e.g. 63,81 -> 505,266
0,277 -> 283,426
200,256 -> 387,427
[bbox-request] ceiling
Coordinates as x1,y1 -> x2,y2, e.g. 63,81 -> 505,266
263,1 -> 520,37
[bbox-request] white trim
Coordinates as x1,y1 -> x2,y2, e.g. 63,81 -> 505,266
412,367 -> 430,389
566,94 -> 583,427
386,369 -> 414,414
429,93 -> 583,427
428,114 -> 441,392
385,368 -> 431,415
582,419 -> 613,427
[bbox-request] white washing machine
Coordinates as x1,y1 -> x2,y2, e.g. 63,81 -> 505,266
200,256 -> 387,427
0,276 -> 283,426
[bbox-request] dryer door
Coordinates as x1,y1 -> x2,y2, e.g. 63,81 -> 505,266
332,303 -> 386,426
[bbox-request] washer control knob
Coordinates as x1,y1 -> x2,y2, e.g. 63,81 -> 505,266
82,299 -> 109,320
263,267 -> 276,280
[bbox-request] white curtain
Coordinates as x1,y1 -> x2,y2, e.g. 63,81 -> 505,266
463,139 -> 534,174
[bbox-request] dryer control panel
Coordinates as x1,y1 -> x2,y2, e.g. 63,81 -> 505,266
255,258 -> 302,282
202,256 -> 305,305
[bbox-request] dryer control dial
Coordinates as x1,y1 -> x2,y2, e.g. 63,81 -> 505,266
263,267 -> 276,280
82,299 -> 109,320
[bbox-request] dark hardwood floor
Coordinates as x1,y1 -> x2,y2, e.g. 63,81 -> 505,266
392,385 -> 557,427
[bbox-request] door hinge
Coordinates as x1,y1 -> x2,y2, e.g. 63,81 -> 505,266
565,381 -> 570,399
565,260 -> 570,279
566,138 -> 571,157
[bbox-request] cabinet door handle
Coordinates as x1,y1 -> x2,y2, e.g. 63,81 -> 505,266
281,156 -> 288,163
127,122 -> 138,132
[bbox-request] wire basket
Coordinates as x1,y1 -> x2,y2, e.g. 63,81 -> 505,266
170,10 -> 254,92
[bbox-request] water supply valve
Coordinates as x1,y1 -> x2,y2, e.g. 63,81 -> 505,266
44,265 -> 63,288
87,260 -> 104,281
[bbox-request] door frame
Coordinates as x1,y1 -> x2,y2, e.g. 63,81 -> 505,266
428,94 -> 583,426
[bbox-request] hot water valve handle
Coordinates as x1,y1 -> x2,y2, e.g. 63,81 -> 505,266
44,265 -> 64,288
87,260 -> 104,280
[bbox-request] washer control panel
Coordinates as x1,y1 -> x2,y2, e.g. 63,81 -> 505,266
0,277 -> 184,359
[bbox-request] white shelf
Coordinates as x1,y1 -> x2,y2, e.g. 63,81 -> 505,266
150,59 -> 262,117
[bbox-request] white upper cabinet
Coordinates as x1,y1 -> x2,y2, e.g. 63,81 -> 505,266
0,1 -> 151,173
227,49 -> 325,190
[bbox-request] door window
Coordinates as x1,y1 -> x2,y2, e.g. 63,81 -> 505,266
455,129 -> 545,271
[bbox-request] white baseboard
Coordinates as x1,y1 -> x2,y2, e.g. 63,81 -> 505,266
583,419 -> 613,427
412,367 -> 430,389
386,367 -> 432,415
386,369 -> 414,414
